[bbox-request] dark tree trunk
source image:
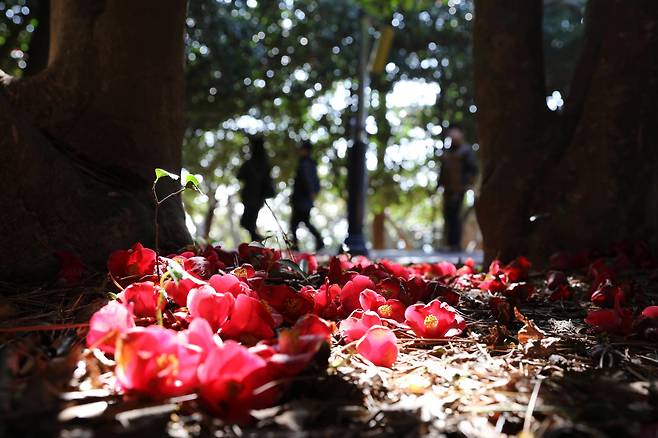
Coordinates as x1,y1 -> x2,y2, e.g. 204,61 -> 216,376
0,0 -> 191,281
23,0 -> 50,76
474,0 -> 658,263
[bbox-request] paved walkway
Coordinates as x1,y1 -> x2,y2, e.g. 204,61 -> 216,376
367,249 -> 483,265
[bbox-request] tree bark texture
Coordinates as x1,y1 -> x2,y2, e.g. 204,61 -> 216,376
474,0 -> 658,263
0,0 -> 191,281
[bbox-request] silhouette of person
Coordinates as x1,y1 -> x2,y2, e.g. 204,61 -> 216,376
290,140 -> 324,251
237,136 -> 275,241
438,124 -> 478,251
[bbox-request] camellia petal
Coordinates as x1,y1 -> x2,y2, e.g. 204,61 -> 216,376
86,300 -> 135,353
187,285 -> 235,332
356,325 -> 398,368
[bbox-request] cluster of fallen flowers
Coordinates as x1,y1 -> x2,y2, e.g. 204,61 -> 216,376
84,241 -> 658,423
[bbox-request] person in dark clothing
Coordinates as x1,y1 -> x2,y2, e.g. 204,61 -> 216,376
237,136 -> 275,241
290,140 -> 324,251
438,124 -> 478,251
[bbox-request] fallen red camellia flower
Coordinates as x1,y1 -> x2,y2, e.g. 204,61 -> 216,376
220,294 -> 276,344
107,242 -> 156,284
356,325 -> 399,368
339,310 -> 383,343
187,285 -> 235,332
197,340 -> 275,423
584,293 -> 634,335
340,274 -> 376,316
405,299 -> 466,338
86,300 -> 135,354
117,281 -> 165,318
115,326 -> 202,399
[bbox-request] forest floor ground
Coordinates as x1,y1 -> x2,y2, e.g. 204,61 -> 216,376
1,255 -> 657,438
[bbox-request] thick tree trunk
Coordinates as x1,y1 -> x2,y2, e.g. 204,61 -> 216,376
0,0 -> 191,281
474,0 -> 658,263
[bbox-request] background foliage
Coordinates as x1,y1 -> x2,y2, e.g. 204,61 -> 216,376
0,0 -> 586,250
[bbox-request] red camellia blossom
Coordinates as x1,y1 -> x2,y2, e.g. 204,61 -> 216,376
293,314 -> 334,340
238,242 -> 281,271
584,294 -> 634,335
359,289 -> 405,322
308,281 -> 341,319
260,284 -> 314,323
502,256 -> 532,283
185,317 -> 221,358
294,252 -> 319,274
401,277 -> 432,305
590,279 -> 624,308
115,326 -> 202,398
197,340 -> 274,423
356,325 -> 398,368
359,288 -> 385,310
220,294 -> 276,343
107,243 -> 156,284
339,310 -> 382,343
432,261 -> 457,278
86,300 -> 135,353
376,278 -> 401,300
455,258 -> 476,276
187,285 -> 235,332
164,277 -> 198,307
641,306 -> 658,320
404,299 -> 466,338
209,273 -> 246,297
183,256 -> 217,279
117,281 -> 164,318
339,275 -> 375,316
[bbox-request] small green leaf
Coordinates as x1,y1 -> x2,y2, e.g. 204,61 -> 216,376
165,258 -> 186,282
184,174 -> 202,192
154,168 -> 180,183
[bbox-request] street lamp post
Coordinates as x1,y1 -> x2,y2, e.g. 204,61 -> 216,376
344,13 -> 370,256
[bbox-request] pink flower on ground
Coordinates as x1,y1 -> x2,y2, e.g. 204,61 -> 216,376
359,288 -> 385,310
220,294 -> 275,343
115,326 -> 202,398
432,261 -> 457,277
359,289 -> 405,322
404,299 -> 466,338
86,300 -> 135,353
356,325 -> 398,368
339,275 -> 375,316
117,281 -> 164,318
185,317 -> 221,358
187,285 -> 235,332
310,281 -> 341,319
164,277 -> 198,307
197,340 -> 275,423
339,310 -> 382,343
209,273 -> 246,297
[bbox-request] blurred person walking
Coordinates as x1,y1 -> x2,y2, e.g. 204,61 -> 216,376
237,136 -> 275,241
290,140 -> 324,251
438,124 -> 478,251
